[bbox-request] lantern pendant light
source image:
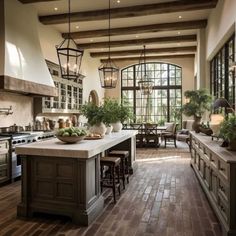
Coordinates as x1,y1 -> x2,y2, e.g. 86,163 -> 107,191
138,45 -> 154,95
56,0 -> 84,80
98,0 -> 119,89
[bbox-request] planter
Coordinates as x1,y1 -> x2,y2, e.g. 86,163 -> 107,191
192,116 -> 201,133
105,125 -> 113,135
111,121 -> 123,132
89,123 -> 107,136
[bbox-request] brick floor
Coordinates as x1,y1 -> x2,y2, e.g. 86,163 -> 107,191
0,147 -> 222,236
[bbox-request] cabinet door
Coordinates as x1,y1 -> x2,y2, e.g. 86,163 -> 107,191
60,83 -> 67,109
73,86 -> 79,110
67,85 -> 72,110
52,81 -> 60,109
210,169 -> 218,204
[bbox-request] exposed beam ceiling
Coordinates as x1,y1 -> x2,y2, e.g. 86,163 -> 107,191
63,20 -> 207,39
39,0 -> 218,25
19,0 -> 58,3
101,54 -> 195,63
78,35 -> 197,49
90,46 -> 197,58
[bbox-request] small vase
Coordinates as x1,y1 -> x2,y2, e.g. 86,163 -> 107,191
105,125 -> 113,135
89,122 -> 107,136
111,121 -> 123,132
192,116 -> 201,133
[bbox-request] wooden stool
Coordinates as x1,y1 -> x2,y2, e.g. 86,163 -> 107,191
108,150 -> 129,189
100,156 -> 121,203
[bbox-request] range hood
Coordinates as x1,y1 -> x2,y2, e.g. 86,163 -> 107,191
0,0 -> 57,97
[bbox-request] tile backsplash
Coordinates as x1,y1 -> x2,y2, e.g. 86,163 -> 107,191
0,92 -> 33,127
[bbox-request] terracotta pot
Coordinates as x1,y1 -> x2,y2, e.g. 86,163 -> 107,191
111,121 -> 123,132
192,116 -> 201,133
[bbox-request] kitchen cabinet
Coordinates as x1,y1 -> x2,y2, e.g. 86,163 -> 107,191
190,132 -> 236,236
34,60 -> 84,115
0,138 -> 11,184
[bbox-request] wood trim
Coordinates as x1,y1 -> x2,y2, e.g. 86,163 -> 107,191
39,0 -> 217,25
101,54 -> 195,63
18,0 -> 58,3
79,35 -> 197,49
63,20 -> 207,39
91,46 -> 197,58
0,0 -> 5,76
0,75 -> 57,97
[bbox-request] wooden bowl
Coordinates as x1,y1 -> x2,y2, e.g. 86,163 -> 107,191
56,135 -> 86,144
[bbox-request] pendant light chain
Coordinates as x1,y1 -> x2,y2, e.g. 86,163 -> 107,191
144,45 -> 147,76
68,0 -> 71,36
108,0 -> 111,60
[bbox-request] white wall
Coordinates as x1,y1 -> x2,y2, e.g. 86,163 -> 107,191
206,0 -> 236,60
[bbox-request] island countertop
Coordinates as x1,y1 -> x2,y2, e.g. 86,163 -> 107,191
16,130 -> 137,158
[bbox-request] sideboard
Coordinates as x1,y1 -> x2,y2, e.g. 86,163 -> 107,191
190,132 -> 236,236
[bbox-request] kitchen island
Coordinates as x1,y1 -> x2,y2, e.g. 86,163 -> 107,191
16,130 -> 137,226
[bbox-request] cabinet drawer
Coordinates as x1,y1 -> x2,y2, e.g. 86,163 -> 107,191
0,140 -> 9,151
218,160 -> 228,181
210,154 -> 218,169
0,153 -> 8,165
0,168 -> 9,181
218,194 -> 229,223
218,177 -> 229,202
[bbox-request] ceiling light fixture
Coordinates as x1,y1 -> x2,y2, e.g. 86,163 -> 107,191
178,31 -> 181,35
98,0 -> 119,89
54,7 -> 58,11
178,15 -> 182,19
56,0 -> 84,80
117,0 -> 120,3
137,45 -> 154,95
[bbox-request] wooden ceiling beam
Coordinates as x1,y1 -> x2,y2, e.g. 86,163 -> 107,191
18,0 -> 58,3
78,35 -> 197,49
101,54 -> 195,63
90,46 -> 197,58
39,0 -> 218,25
63,20 -> 207,39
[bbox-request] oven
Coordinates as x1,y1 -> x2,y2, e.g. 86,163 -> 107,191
0,131 -> 55,181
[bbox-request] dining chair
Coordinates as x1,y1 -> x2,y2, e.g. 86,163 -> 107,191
162,122 -> 177,148
144,123 -> 159,148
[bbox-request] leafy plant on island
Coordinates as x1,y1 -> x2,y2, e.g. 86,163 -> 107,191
81,103 -> 105,126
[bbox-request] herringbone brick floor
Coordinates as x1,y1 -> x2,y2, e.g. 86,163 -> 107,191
0,147 -> 222,236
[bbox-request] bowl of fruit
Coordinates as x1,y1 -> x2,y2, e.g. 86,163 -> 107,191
56,127 -> 87,144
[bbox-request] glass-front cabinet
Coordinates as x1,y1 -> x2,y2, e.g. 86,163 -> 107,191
34,60 -> 84,115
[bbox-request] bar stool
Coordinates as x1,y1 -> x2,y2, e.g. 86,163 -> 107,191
108,150 -> 129,189
100,156 -> 121,203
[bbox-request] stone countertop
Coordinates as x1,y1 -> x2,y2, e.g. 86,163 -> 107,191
16,130 -> 137,159
190,132 -> 236,163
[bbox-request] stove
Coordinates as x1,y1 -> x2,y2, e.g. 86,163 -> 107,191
0,131 -> 55,180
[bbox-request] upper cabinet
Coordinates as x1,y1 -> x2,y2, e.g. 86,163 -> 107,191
34,60 -> 84,116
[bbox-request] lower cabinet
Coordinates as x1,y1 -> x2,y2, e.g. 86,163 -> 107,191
0,139 -> 11,184
190,133 -> 236,236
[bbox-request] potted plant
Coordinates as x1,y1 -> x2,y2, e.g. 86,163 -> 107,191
219,115 -> 236,151
81,103 -> 107,136
181,89 -> 212,133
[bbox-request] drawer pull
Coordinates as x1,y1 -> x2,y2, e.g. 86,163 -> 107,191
219,185 -> 225,193
211,159 -> 215,162
220,167 -> 225,171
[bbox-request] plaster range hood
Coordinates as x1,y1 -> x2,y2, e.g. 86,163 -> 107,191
0,0 -> 57,97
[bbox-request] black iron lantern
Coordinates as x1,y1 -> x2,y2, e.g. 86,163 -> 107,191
98,0 -> 119,89
56,0 -> 83,80
137,45 -> 154,95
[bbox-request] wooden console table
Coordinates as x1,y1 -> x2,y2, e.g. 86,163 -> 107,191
190,132 -> 236,236
16,130 -> 137,226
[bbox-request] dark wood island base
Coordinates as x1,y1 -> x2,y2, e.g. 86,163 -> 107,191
15,131 -> 137,226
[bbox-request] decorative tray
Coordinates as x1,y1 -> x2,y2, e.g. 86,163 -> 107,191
84,136 -> 103,140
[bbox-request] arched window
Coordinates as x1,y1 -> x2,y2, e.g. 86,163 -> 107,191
121,62 -> 182,124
